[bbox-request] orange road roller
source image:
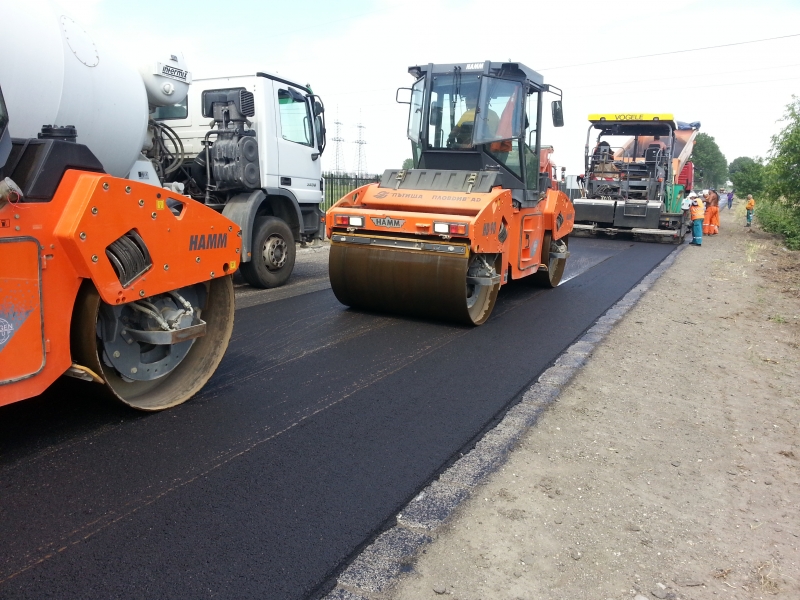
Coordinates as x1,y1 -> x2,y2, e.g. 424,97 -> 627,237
0,91 -> 240,411
327,61 -> 574,325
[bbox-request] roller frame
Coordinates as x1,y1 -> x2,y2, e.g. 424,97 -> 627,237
326,182 -> 574,325
0,170 -> 241,408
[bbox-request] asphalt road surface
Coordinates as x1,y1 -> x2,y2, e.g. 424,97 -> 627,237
0,238 -> 675,599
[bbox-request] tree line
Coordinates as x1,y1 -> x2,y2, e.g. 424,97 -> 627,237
727,97 -> 800,249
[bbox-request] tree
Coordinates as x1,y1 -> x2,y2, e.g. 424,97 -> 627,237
402,158 -> 414,170
691,133 -> 728,189
729,156 -> 756,178
765,96 -> 800,207
728,156 -> 766,196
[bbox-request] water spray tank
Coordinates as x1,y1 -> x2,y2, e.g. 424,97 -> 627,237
139,52 -> 192,108
0,1 -> 148,177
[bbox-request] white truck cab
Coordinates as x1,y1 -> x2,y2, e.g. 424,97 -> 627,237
151,72 -> 326,288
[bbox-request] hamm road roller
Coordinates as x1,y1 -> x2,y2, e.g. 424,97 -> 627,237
0,3 -> 240,411
327,61 -> 574,325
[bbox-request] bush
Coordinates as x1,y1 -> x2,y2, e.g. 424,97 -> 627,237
756,97 -> 800,248
756,197 -> 800,250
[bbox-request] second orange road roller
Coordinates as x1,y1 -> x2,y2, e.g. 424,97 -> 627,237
327,61 -> 574,325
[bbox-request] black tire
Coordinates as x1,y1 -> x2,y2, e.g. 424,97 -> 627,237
532,232 -> 568,288
240,216 -> 296,288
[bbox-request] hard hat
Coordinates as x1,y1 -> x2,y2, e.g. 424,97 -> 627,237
702,189 -> 709,196
688,192 -> 697,198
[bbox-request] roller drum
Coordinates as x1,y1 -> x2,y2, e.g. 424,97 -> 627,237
71,276 -> 235,411
329,242 -> 498,325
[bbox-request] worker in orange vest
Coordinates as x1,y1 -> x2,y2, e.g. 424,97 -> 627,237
688,192 -> 705,245
745,194 -> 755,227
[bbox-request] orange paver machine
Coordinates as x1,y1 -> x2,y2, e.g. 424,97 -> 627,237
326,61 -> 574,325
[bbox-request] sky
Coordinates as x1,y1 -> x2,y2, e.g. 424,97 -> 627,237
64,0 -> 800,176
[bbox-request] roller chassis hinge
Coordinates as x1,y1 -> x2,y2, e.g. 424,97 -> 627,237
97,284 -> 208,382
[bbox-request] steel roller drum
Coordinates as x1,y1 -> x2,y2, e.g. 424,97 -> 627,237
329,240 -> 499,325
71,277 -> 235,411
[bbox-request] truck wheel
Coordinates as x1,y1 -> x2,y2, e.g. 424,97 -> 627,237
240,216 -> 296,288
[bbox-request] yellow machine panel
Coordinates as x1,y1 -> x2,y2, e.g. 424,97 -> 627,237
588,113 -> 675,124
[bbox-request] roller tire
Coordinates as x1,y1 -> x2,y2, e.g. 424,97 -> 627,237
532,232 -> 568,288
240,216 -> 296,289
70,276 -> 235,411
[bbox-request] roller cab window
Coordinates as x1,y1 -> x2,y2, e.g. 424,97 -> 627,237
427,73 -> 481,149
407,77 -> 424,144
474,78 -> 523,145
278,87 -> 313,147
480,79 -> 525,180
523,90 -> 541,190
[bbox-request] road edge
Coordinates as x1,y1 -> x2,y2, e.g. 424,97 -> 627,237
323,242 -> 687,600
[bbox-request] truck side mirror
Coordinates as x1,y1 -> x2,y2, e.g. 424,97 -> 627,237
315,115 -> 326,154
0,86 -> 10,169
314,101 -> 324,116
396,88 -> 412,104
551,100 -> 564,128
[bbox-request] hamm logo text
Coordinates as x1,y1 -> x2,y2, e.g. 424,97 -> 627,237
189,233 -> 228,251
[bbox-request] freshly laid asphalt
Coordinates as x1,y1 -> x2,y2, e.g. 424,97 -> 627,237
0,238 -> 675,599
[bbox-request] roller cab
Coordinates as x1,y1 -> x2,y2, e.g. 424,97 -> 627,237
327,61 -> 574,325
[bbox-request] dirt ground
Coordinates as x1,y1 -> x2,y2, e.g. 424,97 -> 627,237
388,203 -> 800,600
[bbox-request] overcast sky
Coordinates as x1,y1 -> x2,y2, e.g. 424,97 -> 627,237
68,0 -> 800,176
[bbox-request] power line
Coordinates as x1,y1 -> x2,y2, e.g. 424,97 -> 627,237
539,33 -> 800,71
568,62 -> 800,90
569,75 -> 800,99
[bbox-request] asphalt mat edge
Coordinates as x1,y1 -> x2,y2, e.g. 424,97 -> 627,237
323,242 -> 687,600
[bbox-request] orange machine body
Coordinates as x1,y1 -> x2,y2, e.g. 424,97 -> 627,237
326,182 -> 574,283
0,170 -> 241,406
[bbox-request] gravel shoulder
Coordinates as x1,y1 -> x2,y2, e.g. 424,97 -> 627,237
387,203 -> 800,600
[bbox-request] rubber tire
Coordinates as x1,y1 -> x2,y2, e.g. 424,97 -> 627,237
465,276 -> 500,326
240,216 -> 296,289
673,220 -> 688,244
532,232 -> 568,288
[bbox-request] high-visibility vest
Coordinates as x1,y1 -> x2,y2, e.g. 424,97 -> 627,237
690,201 -> 705,220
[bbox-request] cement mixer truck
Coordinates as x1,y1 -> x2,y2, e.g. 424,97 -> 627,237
0,2 -> 240,410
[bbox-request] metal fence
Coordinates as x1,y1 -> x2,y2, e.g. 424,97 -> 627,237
322,173 -> 381,212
